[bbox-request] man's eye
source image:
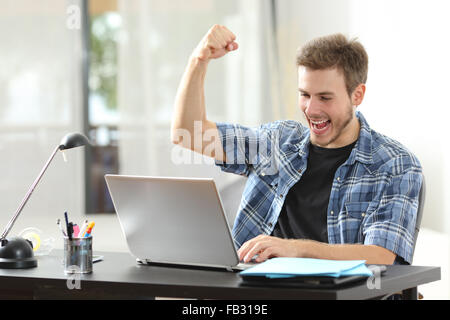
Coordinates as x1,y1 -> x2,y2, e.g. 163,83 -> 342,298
300,93 -> 310,97
320,97 -> 331,101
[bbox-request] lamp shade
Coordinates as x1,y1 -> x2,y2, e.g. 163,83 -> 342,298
59,132 -> 90,150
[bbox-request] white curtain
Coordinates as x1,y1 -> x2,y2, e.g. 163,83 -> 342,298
0,0 -> 85,227
116,0 -> 283,190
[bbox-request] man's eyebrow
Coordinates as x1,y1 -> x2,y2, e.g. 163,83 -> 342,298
298,88 -> 335,96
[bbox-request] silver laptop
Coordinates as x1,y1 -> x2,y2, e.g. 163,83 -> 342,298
104,174 -> 255,271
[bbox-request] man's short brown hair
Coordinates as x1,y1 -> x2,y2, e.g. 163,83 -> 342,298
296,33 -> 368,97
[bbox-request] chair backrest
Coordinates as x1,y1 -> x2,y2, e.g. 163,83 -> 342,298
218,177 -> 248,229
412,175 -> 426,257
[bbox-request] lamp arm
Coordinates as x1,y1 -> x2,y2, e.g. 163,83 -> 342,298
0,144 -> 62,240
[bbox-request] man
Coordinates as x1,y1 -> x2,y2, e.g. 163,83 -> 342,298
171,25 -> 422,265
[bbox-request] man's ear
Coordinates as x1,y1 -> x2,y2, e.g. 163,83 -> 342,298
352,84 -> 366,106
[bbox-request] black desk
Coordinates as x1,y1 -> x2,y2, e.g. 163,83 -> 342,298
0,250 -> 440,300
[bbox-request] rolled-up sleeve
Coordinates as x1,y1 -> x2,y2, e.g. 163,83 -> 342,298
363,167 -> 423,265
214,122 -> 275,176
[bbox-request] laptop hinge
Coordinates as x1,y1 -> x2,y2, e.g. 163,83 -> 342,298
137,258 -> 150,264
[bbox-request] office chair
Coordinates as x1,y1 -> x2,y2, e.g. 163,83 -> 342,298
407,175 -> 426,300
412,175 -> 426,260
386,174 -> 426,300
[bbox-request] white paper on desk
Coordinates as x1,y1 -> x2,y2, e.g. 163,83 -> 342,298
240,257 -> 373,279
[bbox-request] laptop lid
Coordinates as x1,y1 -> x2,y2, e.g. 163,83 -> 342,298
104,175 -> 240,269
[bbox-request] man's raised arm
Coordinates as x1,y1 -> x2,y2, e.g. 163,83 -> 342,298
171,25 -> 238,162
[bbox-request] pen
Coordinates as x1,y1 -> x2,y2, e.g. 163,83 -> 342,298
78,220 -> 89,238
68,222 -> 74,241
64,212 -> 70,238
84,222 -> 95,238
57,219 -> 67,237
64,212 -> 73,240
73,224 -> 80,238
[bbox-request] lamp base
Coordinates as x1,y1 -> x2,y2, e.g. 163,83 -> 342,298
0,237 -> 37,269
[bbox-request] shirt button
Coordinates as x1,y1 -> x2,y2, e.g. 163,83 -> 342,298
361,212 -> 366,217
268,222 -> 273,228
261,172 -> 266,176
330,210 -> 334,215
298,169 -> 302,173
336,177 -> 341,182
279,194 -> 283,198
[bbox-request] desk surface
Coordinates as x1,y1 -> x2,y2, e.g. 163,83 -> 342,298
0,250 -> 441,300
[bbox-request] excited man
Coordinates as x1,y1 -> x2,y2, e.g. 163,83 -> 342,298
171,25 -> 423,265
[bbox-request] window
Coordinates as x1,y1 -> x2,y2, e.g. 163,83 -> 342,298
83,0 -> 120,213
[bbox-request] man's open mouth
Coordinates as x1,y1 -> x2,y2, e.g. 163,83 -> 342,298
310,119 -> 331,135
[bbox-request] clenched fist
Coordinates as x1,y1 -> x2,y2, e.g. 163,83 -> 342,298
192,25 -> 238,62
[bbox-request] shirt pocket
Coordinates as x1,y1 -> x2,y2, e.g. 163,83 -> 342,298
342,202 -> 370,243
345,202 -> 370,220
253,163 -> 279,192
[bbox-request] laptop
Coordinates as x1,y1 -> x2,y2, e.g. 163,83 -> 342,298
104,174 -> 255,272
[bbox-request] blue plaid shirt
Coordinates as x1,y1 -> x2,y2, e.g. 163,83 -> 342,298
215,111 -> 423,264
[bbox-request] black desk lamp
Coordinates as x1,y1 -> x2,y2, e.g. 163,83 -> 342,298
0,133 -> 90,269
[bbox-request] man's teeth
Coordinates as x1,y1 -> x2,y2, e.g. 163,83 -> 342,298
311,120 -> 329,124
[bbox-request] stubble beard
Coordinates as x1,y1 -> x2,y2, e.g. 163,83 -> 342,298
309,104 -> 355,148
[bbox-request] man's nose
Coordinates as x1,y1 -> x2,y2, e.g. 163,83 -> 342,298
304,97 -> 321,116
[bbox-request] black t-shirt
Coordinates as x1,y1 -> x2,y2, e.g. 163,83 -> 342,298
271,141 -> 356,242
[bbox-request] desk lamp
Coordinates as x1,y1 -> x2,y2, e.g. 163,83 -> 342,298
0,133 -> 90,268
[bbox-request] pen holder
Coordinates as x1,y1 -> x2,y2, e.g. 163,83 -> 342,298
63,236 -> 93,274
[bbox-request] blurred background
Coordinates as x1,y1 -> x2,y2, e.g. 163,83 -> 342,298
0,0 -> 449,298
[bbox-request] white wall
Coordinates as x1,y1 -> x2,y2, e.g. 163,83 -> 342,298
348,0 -> 450,234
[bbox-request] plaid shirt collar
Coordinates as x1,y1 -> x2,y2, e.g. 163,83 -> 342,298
290,111 -> 374,166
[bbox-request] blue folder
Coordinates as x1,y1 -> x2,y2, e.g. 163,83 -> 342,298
240,257 -> 373,279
